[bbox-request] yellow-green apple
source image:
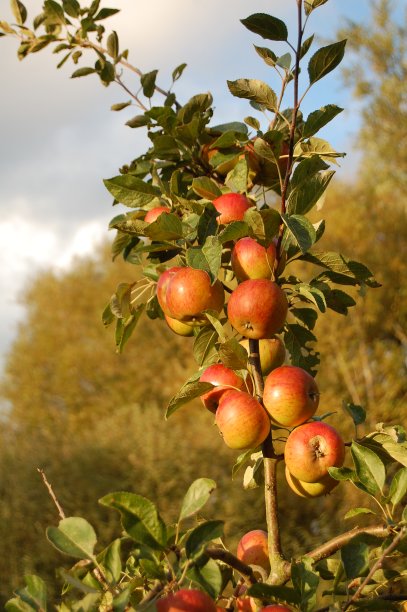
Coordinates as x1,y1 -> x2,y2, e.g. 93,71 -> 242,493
212,192 -> 253,224
231,237 -> 276,281
227,279 -> 288,339
165,267 -> 225,323
285,466 -> 339,498
263,365 -> 319,427
144,206 -> 170,223
237,529 -> 270,572
215,390 -> 270,449
164,314 -> 194,337
284,421 -> 346,483
199,364 -> 250,413
240,337 -> 286,376
156,588 -> 217,611
156,266 -> 183,316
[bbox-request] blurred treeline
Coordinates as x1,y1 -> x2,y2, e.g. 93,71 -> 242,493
0,0 -> 406,605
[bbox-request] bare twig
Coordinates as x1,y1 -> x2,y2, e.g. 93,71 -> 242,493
305,524 -> 390,564
37,468 -> 66,520
206,547 -> 258,585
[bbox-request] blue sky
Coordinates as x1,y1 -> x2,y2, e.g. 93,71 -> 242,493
0,0 -> 404,368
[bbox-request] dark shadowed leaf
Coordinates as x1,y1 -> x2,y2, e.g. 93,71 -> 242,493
71,67 -> 95,78
282,214 -> 316,253
187,557 -> 223,599
291,557 -> 319,611
343,402 -> 366,426
303,105 -> 343,138
185,520 -> 224,560
166,381 -> 214,418
341,535 -> 370,579
241,13 -> 288,41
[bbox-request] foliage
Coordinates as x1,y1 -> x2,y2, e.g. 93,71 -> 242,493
0,0 -> 406,610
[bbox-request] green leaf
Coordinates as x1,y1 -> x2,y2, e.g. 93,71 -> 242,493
62,0 -> 80,18
97,539 -> 122,584
241,13 -> 288,41
282,214 -> 316,253
291,307 -> 318,330
300,34 -> 314,59
351,441 -> 386,496
115,305 -> 145,353
388,467 -> 407,508
277,52 -> 292,70
46,517 -> 97,560
141,69 -> 158,98
219,338 -> 249,370
303,105 -> 343,139
43,0 -> 66,25
291,557 -> 319,612
187,557 -> 223,599
287,170 -> 334,216
185,520 -> 224,560
172,62 -> 187,82
328,466 -> 355,481
145,213 -> 184,241
244,116 -> 260,130
344,508 -> 376,519
248,583 -> 299,604
227,79 -> 277,111
226,158 -> 248,193
197,204 -> 219,244
99,492 -> 167,549
186,239 -> 222,282
304,0 -> 329,16
244,207 -> 280,245
5,597 -> 36,611
111,100 -> 132,112
71,67 -> 96,78
341,535 -> 370,579
381,441 -> 407,468
93,7 -> 120,20
308,40 -> 347,85
166,381 -> 214,418
104,176 -> 160,207
106,30 -> 119,59
193,327 -> 218,367
254,45 -> 278,67
283,324 -> 319,375
296,283 -> 326,312
343,402 -> 366,426
300,251 -> 376,285
125,114 -> 150,127
217,221 -> 249,244
192,177 -> 222,200
179,478 -> 217,522
10,0 -> 27,25
13,575 -> 47,611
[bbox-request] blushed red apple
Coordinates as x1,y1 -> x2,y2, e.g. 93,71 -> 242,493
212,192 -> 253,224
284,421 -> 346,483
156,588 -> 217,611
237,529 -> 270,572
215,390 -> 270,450
199,364 -> 250,413
263,365 -> 319,427
227,279 -> 288,339
231,237 -> 276,281
165,267 -> 225,323
144,206 -> 170,223
156,266 -> 183,316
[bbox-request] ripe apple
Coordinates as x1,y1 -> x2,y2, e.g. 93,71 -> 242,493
144,206 -> 170,223
215,390 -> 270,450
199,364 -> 250,413
164,314 -> 194,337
236,596 -> 256,612
227,279 -> 288,339
156,588 -> 217,612
240,337 -> 286,376
285,466 -> 339,498
156,266 -> 183,316
231,237 -> 277,281
284,421 -> 346,483
237,529 -> 270,572
165,267 -> 225,323
212,192 -> 253,224
263,365 -> 319,428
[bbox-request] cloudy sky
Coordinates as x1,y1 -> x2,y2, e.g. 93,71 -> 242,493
0,0 -> 392,367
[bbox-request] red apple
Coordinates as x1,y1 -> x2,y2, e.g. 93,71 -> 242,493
240,337 -> 286,376
212,192 -> 253,224
227,279 -> 288,339
215,390 -> 270,450
285,466 -> 339,498
156,266 -> 183,316
165,267 -> 225,323
284,421 -> 346,483
144,206 -> 170,223
231,237 -> 277,281
199,364 -> 250,413
236,596 -> 256,612
237,529 -> 270,572
156,588 -> 217,612
263,366 -> 319,428
164,315 -> 194,337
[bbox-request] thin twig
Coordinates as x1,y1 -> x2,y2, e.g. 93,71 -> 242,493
37,468 -> 66,520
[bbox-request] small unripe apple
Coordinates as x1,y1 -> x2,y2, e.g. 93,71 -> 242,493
263,365 -> 319,427
212,192 -> 253,224
156,588 -> 217,611
199,364 -> 250,413
216,390 -> 270,450
227,279 -> 288,339
164,315 -> 194,337
166,267 -> 225,323
144,206 -> 170,223
157,266 -> 183,316
284,421 -> 346,483
285,466 -> 339,498
231,237 -> 276,281
237,529 -> 270,572
240,337 -> 286,376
